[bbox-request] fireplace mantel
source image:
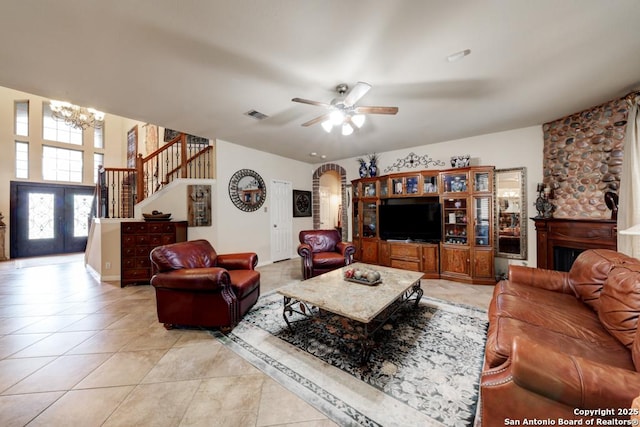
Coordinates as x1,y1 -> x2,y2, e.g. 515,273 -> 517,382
533,218 -> 617,270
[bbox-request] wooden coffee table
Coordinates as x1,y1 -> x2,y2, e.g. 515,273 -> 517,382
277,263 -> 424,362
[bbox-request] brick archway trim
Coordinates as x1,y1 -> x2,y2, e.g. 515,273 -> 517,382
312,163 -> 348,241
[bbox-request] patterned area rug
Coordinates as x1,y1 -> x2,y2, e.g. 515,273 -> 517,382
215,289 -> 488,426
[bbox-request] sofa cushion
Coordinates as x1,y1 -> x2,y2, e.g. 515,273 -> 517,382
300,230 -> 340,253
151,239 -> 218,272
485,315 -> 634,370
491,293 -> 615,344
568,249 -> 635,312
312,252 -> 347,269
598,263 -> 640,349
228,270 -> 260,299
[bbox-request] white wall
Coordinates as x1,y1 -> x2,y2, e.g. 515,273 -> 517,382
214,140 -> 315,264
322,125 -> 544,270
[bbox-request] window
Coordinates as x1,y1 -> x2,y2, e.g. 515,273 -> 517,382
15,141 -> 29,179
94,125 -> 104,148
93,153 -> 104,184
15,101 -> 29,136
42,102 -> 83,145
42,146 -> 83,182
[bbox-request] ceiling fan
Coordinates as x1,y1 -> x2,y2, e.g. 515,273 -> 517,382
292,82 -> 398,135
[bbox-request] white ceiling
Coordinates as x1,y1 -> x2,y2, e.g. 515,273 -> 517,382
1,1 -> 639,163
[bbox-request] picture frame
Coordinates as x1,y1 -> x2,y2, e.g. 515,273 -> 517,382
293,190 -> 312,217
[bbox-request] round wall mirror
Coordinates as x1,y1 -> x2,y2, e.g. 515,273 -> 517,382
228,169 -> 266,212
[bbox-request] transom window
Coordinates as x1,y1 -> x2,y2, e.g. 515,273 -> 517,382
42,102 -> 83,145
42,146 -> 83,182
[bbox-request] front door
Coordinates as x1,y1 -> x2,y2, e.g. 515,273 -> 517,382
10,181 -> 94,258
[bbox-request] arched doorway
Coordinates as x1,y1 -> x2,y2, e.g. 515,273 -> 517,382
312,164 -> 348,240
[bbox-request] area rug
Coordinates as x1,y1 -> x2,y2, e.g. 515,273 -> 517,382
215,289 -> 488,426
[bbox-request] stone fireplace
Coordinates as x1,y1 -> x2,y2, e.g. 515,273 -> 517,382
542,96 -> 629,218
533,94 -> 635,269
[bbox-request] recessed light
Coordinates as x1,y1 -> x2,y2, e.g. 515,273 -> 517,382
309,152 -> 317,157
447,49 -> 471,62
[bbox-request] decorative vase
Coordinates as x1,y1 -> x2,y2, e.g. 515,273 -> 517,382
358,161 -> 368,178
368,160 -> 378,177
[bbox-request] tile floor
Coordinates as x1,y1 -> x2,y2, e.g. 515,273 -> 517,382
0,254 -> 494,426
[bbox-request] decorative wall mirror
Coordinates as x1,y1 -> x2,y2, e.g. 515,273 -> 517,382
494,167 -> 527,259
228,169 -> 266,212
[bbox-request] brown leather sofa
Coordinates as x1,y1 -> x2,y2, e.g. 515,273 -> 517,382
481,249 -> 640,425
150,239 -> 260,330
297,229 -> 356,279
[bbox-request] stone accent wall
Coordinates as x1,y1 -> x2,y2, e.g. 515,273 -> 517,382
543,97 -> 629,218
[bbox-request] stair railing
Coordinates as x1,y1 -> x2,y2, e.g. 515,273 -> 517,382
96,133 -> 214,218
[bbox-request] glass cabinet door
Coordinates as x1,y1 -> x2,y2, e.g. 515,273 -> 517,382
473,170 -> 492,193
391,177 -> 404,195
353,201 -> 360,238
422,174 -> 438,194
379,179 -> 388,198
363,182 -> 377,198
474,196 -> 491,246
362,201 -> 377,238
443,198 -> 468,245
406,176 -> 419,194
442,172 -> 468,193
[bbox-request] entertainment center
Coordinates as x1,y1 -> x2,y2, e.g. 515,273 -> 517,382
351,166 -> 495,285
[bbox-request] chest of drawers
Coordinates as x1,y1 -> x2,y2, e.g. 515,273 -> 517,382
120,221 -> 188,287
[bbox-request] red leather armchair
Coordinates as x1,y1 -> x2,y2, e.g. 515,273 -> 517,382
297,229 -> 355,280
150,239 -> 260,330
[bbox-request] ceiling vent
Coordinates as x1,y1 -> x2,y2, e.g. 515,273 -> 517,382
244,110 -> 269,120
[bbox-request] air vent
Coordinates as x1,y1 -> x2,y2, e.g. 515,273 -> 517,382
244,110 -> 269,120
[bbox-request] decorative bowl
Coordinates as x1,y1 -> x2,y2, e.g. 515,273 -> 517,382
143,210 -> 172,221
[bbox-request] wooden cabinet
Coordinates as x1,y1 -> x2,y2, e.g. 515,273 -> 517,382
440,166 -> 495,284
351,165 -> 495,285
386,242 -> 439,278
120,221 -> 187,287
360,239 -> 379,264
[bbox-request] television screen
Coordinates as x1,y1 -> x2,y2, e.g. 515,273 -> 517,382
379,201 -> 442,242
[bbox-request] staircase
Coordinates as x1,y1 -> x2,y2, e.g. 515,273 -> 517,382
96,132 -> 214,218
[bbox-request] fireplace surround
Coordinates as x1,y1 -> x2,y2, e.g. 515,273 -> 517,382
533,218 -> 617,271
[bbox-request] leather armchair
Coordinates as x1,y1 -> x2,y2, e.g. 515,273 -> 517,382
297,229 -> 355,280
150,239 -> 260,330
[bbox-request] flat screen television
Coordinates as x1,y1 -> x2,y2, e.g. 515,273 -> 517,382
379,200 -> 442,242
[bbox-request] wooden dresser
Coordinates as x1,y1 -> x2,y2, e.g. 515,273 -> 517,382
120,220 -> 188,287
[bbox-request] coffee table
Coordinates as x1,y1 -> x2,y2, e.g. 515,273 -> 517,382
277,263 -> 424,363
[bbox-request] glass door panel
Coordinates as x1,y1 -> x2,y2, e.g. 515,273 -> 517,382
474,196 -> 491,246
443,198 -> 468,245
473,171 -> 491,193
362,201 -> 377,238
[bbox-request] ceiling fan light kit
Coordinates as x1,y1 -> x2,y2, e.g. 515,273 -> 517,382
292,81 -> 398,136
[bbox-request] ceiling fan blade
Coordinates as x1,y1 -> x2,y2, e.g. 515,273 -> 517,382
301,113 -> 332,127
354,106 -> 399,115
343,81 -> 372,107
292,97 -> 331,108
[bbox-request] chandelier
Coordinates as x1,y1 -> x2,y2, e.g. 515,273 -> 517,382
49,100 -> 105,130
321,110 -> 366,136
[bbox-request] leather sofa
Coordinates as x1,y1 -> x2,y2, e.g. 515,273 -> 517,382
297,229 -> 356,279
481,249 -> 640,425
150,239 -> 260,330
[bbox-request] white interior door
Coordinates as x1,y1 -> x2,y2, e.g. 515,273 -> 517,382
270,180 -> 292,262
